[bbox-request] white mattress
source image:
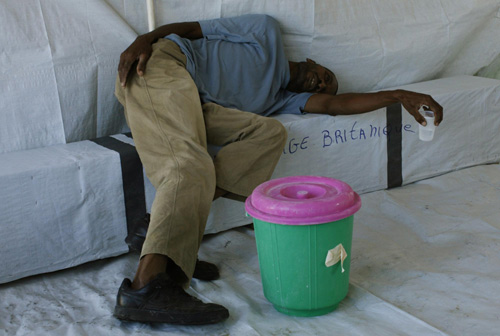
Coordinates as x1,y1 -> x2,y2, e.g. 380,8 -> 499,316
274,75 -> 500,190
1,163 -> 498,336
216,75 -> 500,230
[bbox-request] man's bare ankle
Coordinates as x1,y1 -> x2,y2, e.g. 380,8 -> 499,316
131,254 -> 168,290
131,273 -> 161,290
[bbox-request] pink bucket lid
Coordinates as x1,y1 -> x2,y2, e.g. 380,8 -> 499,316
245,176 -> 361,225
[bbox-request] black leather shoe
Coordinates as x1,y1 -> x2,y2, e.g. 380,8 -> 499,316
125,214 -> 150,252
125,214 -> 220,281
193,260 -> 220,281
114,273 -> 229,325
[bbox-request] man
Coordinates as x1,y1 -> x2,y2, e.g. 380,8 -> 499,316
114,14 -> 443,325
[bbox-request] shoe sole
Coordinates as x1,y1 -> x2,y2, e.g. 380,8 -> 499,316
114,306 -> 229,325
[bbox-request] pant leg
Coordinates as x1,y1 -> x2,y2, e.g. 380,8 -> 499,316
202,102 -> 287,197
115,40 -> 216,285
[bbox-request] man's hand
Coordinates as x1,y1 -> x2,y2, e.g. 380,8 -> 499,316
304,89 -> 443,126
396,90 -> 442,126
117,22 -> 203,87
118,34 -> 154,87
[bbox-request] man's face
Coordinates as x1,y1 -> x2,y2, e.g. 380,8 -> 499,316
289,59 -> 338,95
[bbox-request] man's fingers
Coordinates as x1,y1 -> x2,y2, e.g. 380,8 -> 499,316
407,104 -> 427,126
117,35 -> 154,87
429,99 -> 443,126
136,53 -> 150,76
400,91 -> 443,127
423,98 -> 443,126
413,109 -> 427,126
432,107 -> 443,126
118,58 -> 132,87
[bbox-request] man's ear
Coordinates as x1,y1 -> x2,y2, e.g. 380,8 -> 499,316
306,58 -> 317,64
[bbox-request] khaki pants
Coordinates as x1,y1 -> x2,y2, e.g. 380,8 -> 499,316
115,39 -> 287,285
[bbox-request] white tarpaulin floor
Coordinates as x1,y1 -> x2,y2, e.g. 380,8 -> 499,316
1,164 -> 499,336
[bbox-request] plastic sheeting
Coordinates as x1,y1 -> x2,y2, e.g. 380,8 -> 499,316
351,163 -> 500,336
1,163 -> 499,335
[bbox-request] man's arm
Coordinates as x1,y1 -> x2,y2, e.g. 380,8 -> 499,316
118,22 -> 202,87
304,90 -> 443,126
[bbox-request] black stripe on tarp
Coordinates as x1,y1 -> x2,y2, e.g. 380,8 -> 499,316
386,103 -> 403,189
90,135 -> 146,234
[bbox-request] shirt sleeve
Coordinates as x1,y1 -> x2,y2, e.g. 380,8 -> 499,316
267,91 -> 314,116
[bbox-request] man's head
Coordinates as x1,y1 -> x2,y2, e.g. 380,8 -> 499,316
287,59 -> 338,95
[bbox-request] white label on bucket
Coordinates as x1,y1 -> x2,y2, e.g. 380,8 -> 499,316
325,244 -> 348,273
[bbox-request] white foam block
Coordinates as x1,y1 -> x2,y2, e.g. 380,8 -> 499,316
0,141 -> 128,284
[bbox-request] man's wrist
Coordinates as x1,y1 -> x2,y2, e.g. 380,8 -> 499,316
141,32 -> 158,44
391,89 -> 405,103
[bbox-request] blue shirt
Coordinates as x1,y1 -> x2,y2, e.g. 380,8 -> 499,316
167,14 -> 312,116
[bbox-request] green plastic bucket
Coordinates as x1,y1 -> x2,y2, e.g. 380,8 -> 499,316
245,176 -> 361,317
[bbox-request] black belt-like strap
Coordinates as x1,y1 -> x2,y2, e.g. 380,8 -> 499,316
90,134 -> 146,233
386,103 -> 403,189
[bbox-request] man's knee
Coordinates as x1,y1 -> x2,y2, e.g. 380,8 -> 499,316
263,118 -> 287,147
179,151 -> 216,182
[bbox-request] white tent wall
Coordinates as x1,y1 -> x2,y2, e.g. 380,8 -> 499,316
0,0 -> 135,154
104,0 -> 500,92
1,0 -> 500,283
